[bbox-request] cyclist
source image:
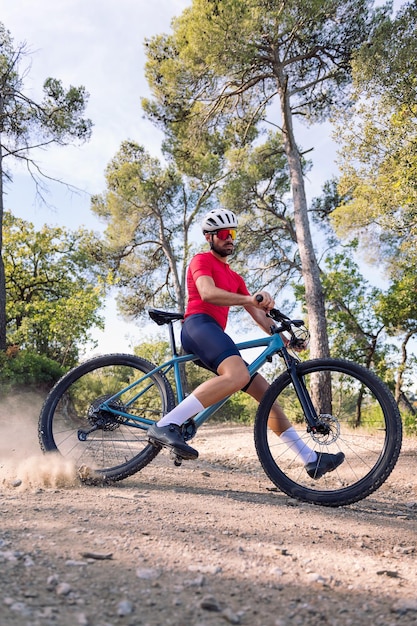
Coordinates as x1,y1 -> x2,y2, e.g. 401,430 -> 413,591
148,208 -> 344,479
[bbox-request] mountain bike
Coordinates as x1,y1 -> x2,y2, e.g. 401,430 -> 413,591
38,307 -> 402,507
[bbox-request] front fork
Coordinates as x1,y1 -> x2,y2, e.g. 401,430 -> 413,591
280,349 -> 320,433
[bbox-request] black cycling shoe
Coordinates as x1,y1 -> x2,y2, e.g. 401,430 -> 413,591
305,451 -> 345,479
147,423 -> 199,460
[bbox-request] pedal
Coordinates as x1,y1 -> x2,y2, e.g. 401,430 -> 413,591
170,450 -> 183,467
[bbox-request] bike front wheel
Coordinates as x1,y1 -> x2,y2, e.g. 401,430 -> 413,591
38,353 -> 176,482
254,358 -> 402,507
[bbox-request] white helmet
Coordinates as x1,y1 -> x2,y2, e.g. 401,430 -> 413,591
201,208 -> 238,233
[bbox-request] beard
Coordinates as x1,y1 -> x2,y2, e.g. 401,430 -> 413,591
210,241 -> 234,257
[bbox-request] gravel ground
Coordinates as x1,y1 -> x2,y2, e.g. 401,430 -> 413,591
1,394 -> 417,626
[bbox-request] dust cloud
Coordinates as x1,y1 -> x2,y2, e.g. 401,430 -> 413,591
0,392 -> 78,490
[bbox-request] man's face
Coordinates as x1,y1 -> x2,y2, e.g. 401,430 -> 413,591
207,229 -> 236,257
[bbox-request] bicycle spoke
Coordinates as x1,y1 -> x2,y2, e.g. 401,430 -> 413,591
255,358 -> 402,506
39,354 -> 175,481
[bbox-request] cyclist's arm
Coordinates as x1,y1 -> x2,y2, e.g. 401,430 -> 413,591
245,305 -> 277,335
245,305 -> 293,349
196,275 -> 272,308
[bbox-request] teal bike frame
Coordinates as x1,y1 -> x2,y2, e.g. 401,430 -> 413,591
99,331 -> 287,431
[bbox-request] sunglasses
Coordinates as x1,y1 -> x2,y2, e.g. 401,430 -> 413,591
214,228 -> 237,241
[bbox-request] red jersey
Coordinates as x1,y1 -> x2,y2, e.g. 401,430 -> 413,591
184,252 -> 249,330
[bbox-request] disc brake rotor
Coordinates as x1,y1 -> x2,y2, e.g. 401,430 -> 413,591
310,413 -> 340,445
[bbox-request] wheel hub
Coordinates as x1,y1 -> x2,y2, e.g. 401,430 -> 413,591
87,395 -> 127,431
309,413 -> 340,445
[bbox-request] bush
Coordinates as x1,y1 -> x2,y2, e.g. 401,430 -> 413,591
0,349 -> 66,394
402,410 -> 417,437
211,391 -> 258,425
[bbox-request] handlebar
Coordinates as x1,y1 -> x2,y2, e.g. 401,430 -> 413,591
255,294 -> 309,348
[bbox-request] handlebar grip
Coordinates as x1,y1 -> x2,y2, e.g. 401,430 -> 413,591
256,294 -> 263,303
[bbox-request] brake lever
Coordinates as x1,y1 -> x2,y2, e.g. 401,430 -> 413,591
255,296 -> 303,332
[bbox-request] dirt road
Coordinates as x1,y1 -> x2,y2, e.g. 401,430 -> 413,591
1,397 -> 417,626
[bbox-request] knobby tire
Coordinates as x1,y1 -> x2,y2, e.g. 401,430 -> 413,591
254,358 -> 402,507
38,353 -> 175,482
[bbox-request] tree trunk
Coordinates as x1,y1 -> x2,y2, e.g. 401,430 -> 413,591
0,123 -> 8,351
395,332 -> 412,405
277,78 -> 330,361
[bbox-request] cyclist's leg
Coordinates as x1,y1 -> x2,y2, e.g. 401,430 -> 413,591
245,373 -> 344,472
148,315 -> 251,458
196,355 -> 250,401
153,354 -> 249,428
158,314 -> 250,425
243,373 -> 292,434
245,376 -> 316,462
181,313 -> 251,403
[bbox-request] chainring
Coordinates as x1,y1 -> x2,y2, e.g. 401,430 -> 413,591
181,418 -> 197,441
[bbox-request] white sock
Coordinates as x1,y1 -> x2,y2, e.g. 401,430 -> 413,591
156,393 -> 205,428
280,426 -> 317,465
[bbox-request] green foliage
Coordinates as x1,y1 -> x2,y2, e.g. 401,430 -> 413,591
294,188 -> 417,409
213,391 -> 259,425
91,140 -> 218,317
332,1 -> 417,269
294,248 -> 395,377
375,268 -> 417,403
0,25 -> 92,152
328,2 -> 417,406
143,0 -> 386,362
134,338 -> 173,366
41,78 -> 92,141
0,348 -> 66,395
145,0 -> 384,130
376,270 -> 417,337
352,1 -> 416,108
0,22 -> 93,351
402,410 -> 417,437
4,211 -> 106,366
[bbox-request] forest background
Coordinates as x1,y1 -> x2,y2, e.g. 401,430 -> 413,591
1,0 -> 416,430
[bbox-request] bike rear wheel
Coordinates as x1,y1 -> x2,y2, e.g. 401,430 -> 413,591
38,354 -> 175,482
254,358 -> 402,507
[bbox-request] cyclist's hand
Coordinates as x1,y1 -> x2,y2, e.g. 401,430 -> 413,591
254,291 -> 275,311
289,338 -> 308,352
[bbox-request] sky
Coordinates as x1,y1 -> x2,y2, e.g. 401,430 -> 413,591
0,0 -> 404,356
2,0 -> 193,354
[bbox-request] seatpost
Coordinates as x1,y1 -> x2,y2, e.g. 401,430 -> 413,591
168,321 -> 178,356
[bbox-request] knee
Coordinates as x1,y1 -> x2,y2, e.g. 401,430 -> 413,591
240,369 -> 251,390
218,357 -> 250,393
228,368 -> 251,393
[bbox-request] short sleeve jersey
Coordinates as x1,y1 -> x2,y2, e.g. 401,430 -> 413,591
184,252 -> 250,330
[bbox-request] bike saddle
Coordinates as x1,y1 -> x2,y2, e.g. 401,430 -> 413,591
148,309 -> 184,325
